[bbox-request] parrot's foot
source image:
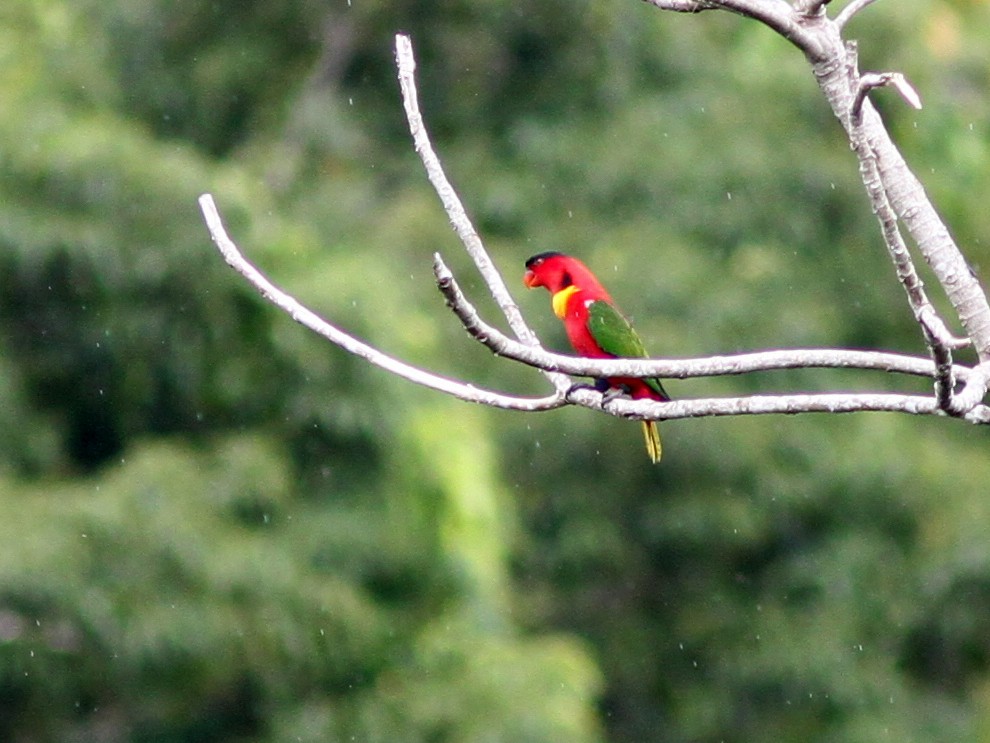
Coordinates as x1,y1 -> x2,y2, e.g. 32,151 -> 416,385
600,387 -> 627,407
565,383 -> 594,403
565,379 -> 611,402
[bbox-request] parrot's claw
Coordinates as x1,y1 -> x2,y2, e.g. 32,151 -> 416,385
600,387 -> 626,406
566,379 -> 612,405
565,382 -> 595,402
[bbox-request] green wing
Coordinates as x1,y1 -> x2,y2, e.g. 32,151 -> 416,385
587,300 -> 648,358
587,300 -> 669,399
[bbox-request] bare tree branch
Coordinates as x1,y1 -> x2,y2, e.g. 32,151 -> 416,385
200,13 -> 990,436
948,362 -> 990,418
603,390 -> 990,424
393,36 -> 564,384
432,252 -> 974,384
640,1 -> 990,406
197,193 -> 990,423
808,42 -> 990,361
917,305 -> 971,413
197,194 -> 565,412
392,31 -> 983,424
841,70 -> 969,411
639,2 -> 990,365
641,0 -> 827,59
792,0 -> 831,18
640,0 -> 718,13
394,33 -> 578,409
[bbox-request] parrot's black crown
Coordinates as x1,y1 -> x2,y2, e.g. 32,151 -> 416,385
524,251 -> 564,269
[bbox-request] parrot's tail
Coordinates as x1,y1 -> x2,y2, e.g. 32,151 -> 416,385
641,420 -> 662,464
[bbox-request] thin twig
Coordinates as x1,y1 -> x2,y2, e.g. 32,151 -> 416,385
395,40 -> 539,346
835,0 -> 880,30
852,72 -> 922,123
198,194 -> 564,412
848,134 -> 965,384
394,34 -> 571,398
917,305 -> 962,412
841,54 -> 972,412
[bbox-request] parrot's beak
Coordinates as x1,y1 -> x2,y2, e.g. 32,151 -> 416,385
523,270 -> 538,288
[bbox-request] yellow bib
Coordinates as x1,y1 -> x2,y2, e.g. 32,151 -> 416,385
551,285 -> 580,319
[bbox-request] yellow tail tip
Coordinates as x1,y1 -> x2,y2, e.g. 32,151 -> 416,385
642,420 -> 662,464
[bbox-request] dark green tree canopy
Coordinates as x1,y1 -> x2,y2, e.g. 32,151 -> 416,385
2,1 -> 990,742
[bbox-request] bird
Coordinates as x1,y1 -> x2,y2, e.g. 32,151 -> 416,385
523,251 -> 669,463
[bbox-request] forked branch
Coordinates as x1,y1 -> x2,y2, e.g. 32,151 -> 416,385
200,14 -> 990,429
198,192 -> 989,424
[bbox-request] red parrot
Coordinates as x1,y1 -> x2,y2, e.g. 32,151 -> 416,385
523,251 -> 669,463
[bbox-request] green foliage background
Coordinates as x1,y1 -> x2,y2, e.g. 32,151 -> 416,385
2,0 -> 990,740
